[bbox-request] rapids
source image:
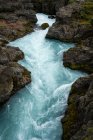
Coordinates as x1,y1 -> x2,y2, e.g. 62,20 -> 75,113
0,14 -> 85,140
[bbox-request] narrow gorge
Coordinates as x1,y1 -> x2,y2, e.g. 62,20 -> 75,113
0,13 -> 85,140
0,0 -> 93,140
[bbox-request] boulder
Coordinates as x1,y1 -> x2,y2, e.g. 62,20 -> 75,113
0,63 -> 31,105
63,45 -> 93,73
8,62 -> 31,92
41,23 -> 49,30
0,46 -> 24,64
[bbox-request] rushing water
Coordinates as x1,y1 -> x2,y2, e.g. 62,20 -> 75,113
0,14 -> 85,140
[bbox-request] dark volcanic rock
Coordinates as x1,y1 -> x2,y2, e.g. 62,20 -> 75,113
46,22 -> 93,42
31,0 -> 68,15
0,46 -> 24,64
62,74 -> 93,140
46,2 -> 93,42
8,62 -> 31,92
0,0 -> 34,106
63,45 -> 93,73
41,23 -> 49,30
46,1 -> 93,140
56,2 -> 81,23
0,37 -> 9,46
0,66 -> 13,105
0,63 -> 31,105
16,9 -> 37,23
0,45 -> 31,105
0,0 -> 37,41
0,44 -> 31,105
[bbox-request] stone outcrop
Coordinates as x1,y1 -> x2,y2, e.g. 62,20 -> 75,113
31,0 -> 68,15
62,74 -> 93,140
0,0 -> 93,139
0,0 -> 37,40
0,46 -> 24,64
0,64 -> 31,106
63,37 -> 93,74
0,0 -> 37,105
46,1 -> 93,75
46,2 -> 93,42
0,62 -> 31,105
0,38 -> 31,105
46,0 -> 93,140
61,1 -> 93,140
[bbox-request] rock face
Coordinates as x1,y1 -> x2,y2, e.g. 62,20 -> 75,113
46,0 -> 93,140
0,0 -> 37,105
0,46 -> 24,64
46,22 -> 93,42
0,0 -> 37,40
62,74 -> 93,140
31,0 -> 68,15
63,37 -> 93,74
0,62 -> 31,105
46,1 -> 93,73
0,28 -> 31,107
46,2 -> 93,42
61,1 -> 93,140
0,39 -> 31,105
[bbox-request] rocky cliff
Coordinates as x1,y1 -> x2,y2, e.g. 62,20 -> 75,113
46,0 -> 93,140
0,0 -> 37,40
62,74 -> 93,140
0,0 -> 93,139
0,38 -> 31,105
31,0 -> 68,15
0,0 -> 68,105
0,0 -> 37,105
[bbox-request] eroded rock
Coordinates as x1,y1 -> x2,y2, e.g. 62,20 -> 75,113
0,46 -> 24,64
0,0 -> 37,41
62,74 -> 93,140
63,44 -> 93,73
0,63 -> 31,105
41,23 -> 49,30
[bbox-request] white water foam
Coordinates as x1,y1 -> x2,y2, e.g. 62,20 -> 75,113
0,13 -> 85,140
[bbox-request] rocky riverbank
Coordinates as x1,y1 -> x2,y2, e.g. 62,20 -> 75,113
46,0 -> 93,140
0,0 -> 38,105
0,0 -> 37,40
0,0 -> 68,106
0,38 -> 31,106
0,0 -> 93,139
31,0 -> 68,15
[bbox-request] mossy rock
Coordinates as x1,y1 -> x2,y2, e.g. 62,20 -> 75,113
90,18 -> 93,26
41,23 -> 49,30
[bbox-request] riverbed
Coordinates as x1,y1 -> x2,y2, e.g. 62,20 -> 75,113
0,13 -> 85,140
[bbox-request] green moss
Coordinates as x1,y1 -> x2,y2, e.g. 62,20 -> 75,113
82,136 -> 93,140
80,1 -> 93,24
69,1 -> 93,25
87,127 -> 93,134
90,18 -> 93,26
63,95 -> 78,140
